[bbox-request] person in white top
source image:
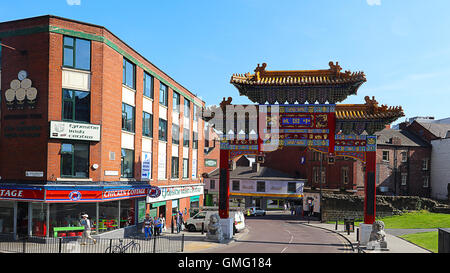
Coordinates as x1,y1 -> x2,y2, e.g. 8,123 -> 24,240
80,214 -> 96,245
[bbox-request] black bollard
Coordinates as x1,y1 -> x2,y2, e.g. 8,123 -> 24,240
171,217 -> 174,234
201,222 -> 204,235
335,220 -> 338,230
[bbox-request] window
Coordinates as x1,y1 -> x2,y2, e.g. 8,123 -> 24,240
321,168 -> 326,184
257,181 -> 265,192
382,151 -> 389,162
171,157 -> 179,179
184,99 -> 190,118
313,167 -> 320,184
183,158 -> 189,178
193,105 -> 199,121
401,173 -> 407,186
159,83 -> 168,106
142,112 -> 153,137
288,182 -> 297,193
62,89 -> 90,122
232,180 -> 240,191
183,129 -> 190,147
61,143 -> 89,177
173,91 -> 180,112
422,159 -> 429,170
172,124 -> 180,145
63,36 -> 91,70
122,103 -> 135,132
210,180 -> 215,190
401,152 -> 407,163
123,58 -> 136,89
121,149 -> 134,178
341,167 -> 349,184
159,119 -> 168,141
423,176 -> 429,188
193,131 -> 198,149
143,72 -> 153,99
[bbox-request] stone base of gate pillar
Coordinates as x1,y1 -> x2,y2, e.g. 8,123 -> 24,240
219,218 -> 234,240
359,223 -> 372,246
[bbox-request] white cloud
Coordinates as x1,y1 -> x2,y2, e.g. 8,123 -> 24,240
66,0 -> 81,5
366,0 -> 381,6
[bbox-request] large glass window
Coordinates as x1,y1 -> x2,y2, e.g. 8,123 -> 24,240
121,149 -> 134,178
159,119 -> 168,141
49,203 -> 96,237
61,143 -> 89,178
99,201 -> 119,232
184,99 -> 190,118
122,103 -> 135,133
62,89 -> 90,122
0,201 -> 14,235
159,83 -> 168,106
123,58 -> 136,89
63,36 -> 91,70
183,128 -> 190,147
143,111 -> 153,137
257,181 -> 266,192
172,124 -> 180,145
173,91 -> 180,112
193,131 -> 198,149
288,182 -> 297,193
143,72 -> 153,99
120,199 -> 136,228
183,158 -> 189,179
171,156 -> 179,179
32,203 -> 47,237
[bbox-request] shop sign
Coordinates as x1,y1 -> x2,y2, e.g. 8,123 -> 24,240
0,187 -> 45,201
204,159 -> 217,167
103,188 -> 148,200
46,189 -> 103,202
141,152 -> 152,179
50,121 -> 101,141
147,186 -> 161,198
148,185 -> 203,203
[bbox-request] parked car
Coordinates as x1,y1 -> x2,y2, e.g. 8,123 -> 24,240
246,207 -> 266,216
184,207 -> 246,233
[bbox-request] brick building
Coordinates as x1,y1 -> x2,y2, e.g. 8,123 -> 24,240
374,128 -> 431,197
0,15 -> 205,238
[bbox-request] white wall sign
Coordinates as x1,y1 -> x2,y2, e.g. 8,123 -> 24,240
50,121 -> 101,141
25,171 -> 44,177
146,185 -> 204,203
141,152 -> 152,179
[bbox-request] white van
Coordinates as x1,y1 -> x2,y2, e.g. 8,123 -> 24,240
185,207 -> 245,233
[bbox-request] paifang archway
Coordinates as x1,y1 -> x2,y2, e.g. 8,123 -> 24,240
203,62 -> 404,226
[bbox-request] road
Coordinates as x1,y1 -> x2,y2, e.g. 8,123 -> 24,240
203,213 -> 353,253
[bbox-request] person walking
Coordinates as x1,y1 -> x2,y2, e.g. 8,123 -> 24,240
143,214 -> 152,240
80,214 -> 96,245
154,216 -> 162,236
176,211 -> 184,233
161,214 -> 166,232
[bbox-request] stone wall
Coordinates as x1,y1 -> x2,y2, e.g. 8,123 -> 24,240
321,193 -> 446,222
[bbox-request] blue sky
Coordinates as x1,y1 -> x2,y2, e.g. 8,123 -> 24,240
2,0 -> 450,124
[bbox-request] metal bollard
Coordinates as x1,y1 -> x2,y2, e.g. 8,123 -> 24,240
201,222 -> 204,235
335,220 -> 338,230
356,228 -> 359,242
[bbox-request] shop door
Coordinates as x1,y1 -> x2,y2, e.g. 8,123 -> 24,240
16,202 -> 29,238
158,205 -> 166,219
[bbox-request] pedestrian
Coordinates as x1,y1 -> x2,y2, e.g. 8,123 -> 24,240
284,203 -> 287,211
80,213 -> 96,245
154,215 -> 162,236
161,214 -> 166,232
176,211 -> 184,233
290,205 -> 295,215
143,214 -> 152,240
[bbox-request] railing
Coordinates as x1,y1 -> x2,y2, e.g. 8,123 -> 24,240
0,234 -> 185,253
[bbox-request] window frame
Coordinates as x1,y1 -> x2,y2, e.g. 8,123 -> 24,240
182,158 -> 189,179
60,142 -> 89,178
121,148 -> 134,178
62,89 -> 90,123
171,156 -> 179,179
183,128 -> 190,147
123,58 -> 136,90
158,118 -> 168,141
159,83 -> 168,106
232,180 -> 240,191
63,36 -> 91,71
287,182 -> 297,193
172,124 -> 180,145
143,71 -> 154,99
256,181 -> 266,192
382,151 -> 390,162
142,111 -> 153,138
122,103 -> 135,133
184,99 -> 190,118
173,91 -> 180,112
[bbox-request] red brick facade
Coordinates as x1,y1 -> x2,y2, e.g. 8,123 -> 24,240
0,15 -> 205,226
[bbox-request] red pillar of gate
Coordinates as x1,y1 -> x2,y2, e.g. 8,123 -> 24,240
364,150 -> 377,224
218,148 -> 230,219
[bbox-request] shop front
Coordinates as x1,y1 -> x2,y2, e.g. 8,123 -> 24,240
0,183 -> 151,239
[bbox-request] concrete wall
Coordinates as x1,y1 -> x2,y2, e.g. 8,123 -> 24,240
431,138 -> 450,201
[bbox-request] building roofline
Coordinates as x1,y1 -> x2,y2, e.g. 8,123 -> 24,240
0,15 -> 205,105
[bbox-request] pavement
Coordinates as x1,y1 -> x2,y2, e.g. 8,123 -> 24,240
165,210 -> 433,253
